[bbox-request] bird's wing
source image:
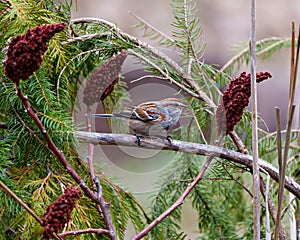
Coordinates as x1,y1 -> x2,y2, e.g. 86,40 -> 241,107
131,104 -> 164,122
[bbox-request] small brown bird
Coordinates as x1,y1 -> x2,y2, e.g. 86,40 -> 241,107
86,98 -> 187,144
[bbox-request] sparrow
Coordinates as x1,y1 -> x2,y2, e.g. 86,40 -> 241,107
86,98 -> 187,145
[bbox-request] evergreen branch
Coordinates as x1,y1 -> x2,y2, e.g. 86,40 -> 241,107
62,33 -> 109,44
180,0 -> 217,99
36,167 -> 52,199
127,49 -> 200,99
57,228 -> 111,238
258,129 -> 300,143
71,17 -> 216,107
56,48 -> 103,104
222,164 -> 253,198
33,72 -> 51,107
170,0 -> 223,102
0,179 -> 43,225
129,11 -> 175,46
14,81 -> 118,240
75,131 -> 300,199
221,37 -> 291,75
257,38 -> 290,60
13,108 -> 49,150
123,191 -> 152,223
196,187 -> 222,236
16,159 -> 39,184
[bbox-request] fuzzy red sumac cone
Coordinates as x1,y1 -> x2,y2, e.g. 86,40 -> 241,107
83,51 -> 128,106
3,23 -> 66,82
41,186 -> 82,239
216,72 -> 272,135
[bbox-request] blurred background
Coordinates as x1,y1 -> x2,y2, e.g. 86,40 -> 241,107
72,1 -> 300,238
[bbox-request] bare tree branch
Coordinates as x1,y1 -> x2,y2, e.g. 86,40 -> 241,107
75,131 -> 300,199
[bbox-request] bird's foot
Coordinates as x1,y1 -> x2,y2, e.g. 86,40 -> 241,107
166,135 -> 173,144
135,133 -> 144,146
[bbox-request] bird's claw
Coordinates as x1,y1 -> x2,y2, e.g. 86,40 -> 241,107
166,135 -> 172,144
135,133 -> 144,146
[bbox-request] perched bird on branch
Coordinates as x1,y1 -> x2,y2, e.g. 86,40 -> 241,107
86,98 -> 187,145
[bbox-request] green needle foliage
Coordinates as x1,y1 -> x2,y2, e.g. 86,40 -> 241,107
0,0 -> 299,239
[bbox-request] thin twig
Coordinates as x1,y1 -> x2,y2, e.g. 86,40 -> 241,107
36,169 -> 52,199
288,23 -> 296,106
276,104 -> 296,239
127,49 -> 200,99
222,165 -> 253,198
281,196 -> 296,222
0,180 -> 43,225
259,174 -> 287,240
62,33 -> 109,44
86,115 -> 95,184
93,176 -> 102,200
16,159 -> 40,184
129,74 -> 168,83
294,26 -> 300,89
275,109 -> 283,173
264,172 -> 271,240
129,11 -> 175,44
275,107 -> 283,240
58,228 -> 111,238
229,131 -> 249,154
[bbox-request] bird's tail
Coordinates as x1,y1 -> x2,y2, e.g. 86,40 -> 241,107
85,113 -> 114,118
86,111 -> 133,119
